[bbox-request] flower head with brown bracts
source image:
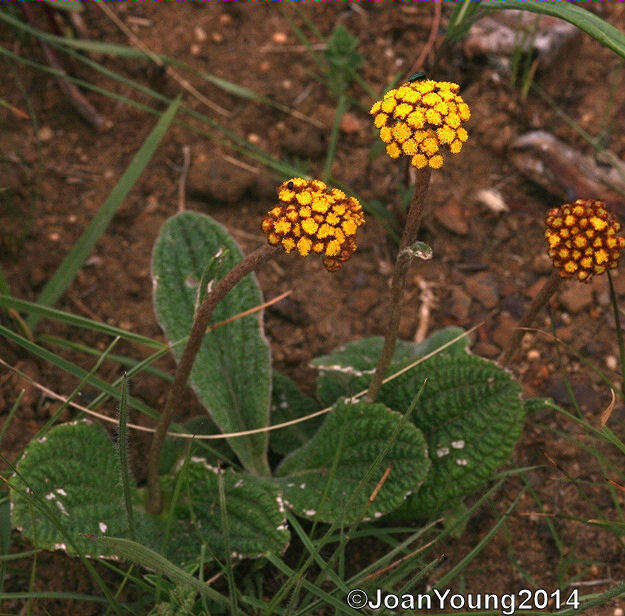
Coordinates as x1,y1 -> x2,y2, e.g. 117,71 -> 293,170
369,79 -> 470,169
545,199 -> 625,282
261,178 -> 365,272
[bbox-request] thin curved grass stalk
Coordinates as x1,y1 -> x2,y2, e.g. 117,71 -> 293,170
146,245 -> 276,515
367,167 -> 432,401
0,326 -> 475,445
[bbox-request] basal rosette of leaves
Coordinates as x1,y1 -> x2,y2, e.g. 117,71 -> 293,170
10,211 -> 526,567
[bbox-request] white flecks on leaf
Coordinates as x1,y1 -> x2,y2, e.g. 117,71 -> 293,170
303,509 -> 316,516
456,458 -> 468,466
313,364 -> 375,376
436,447 -> 450,458
451,440 -> 465,449
276,494 -> 286,514
55,501 -> 69,516
99,522 -> 108,533
191,457 -> 222,474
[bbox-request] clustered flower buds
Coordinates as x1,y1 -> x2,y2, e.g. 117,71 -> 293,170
370,79 -> 470,169
261,178 -> 365,272
545,199 -> 625,282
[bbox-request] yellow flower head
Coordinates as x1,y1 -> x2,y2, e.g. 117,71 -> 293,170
261,178 -> 365,272
369,78 -> 470,169
545,199 -> 625,282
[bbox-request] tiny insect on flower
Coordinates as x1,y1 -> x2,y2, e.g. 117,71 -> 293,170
370,79 -> 470,169
545,199 -> 625,282
261,178 -> 365,271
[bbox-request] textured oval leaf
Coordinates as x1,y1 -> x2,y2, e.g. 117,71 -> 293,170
10,421 -> 154,557
313,326 -> 468,406
275,400 -> 430,524
159,415 -> 235,475
171,459 -> 289,561
270,372 -> 321,457
152,212 -> 271,475
375,352 -> 525,518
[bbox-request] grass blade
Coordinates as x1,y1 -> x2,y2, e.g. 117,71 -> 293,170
42,0 -> 83,12
0,324 -> 157,418
117,374 -> 135,540
27,95 -> 181,330
98,537 -> 228,607
322,92 -> 348,182
42,335 -> 173,382
482,0 -> 625,59
0,390 -> 23,447
0,295 -> 164,348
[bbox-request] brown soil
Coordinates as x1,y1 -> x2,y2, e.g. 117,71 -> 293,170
1,2 -> 625,614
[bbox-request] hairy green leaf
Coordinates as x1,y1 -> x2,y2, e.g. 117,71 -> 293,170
172,460 -> 290,561
158,415 -> 235,475
313,326 -> 468,406
270,372 -> 321,457
311,328 -> 525,518
376,352 -> 525,518
152,212 -> 271,475
275,400 -> 430,524
10,421 -> 156,558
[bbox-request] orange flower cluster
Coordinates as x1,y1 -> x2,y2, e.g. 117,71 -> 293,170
545,199 -> 625,282
370,79 -> 470,169
261,178 -> 365,272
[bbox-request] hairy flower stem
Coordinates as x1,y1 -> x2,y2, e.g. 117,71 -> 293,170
500,271 -> 562,365
367,167 -> 432,402
146,245 -> 276,515
607,270 -> 625,396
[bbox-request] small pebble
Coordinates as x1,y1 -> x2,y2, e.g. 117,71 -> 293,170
211,32 -> 223,44
37,126 -> 54,142
527,349 -> 541,361
476,188 -> 509,213
281,79 -> 293,90
219,14 -> 232,25
247,133 -> 260,144
606,355 -> 618,371
190,44 -> 201,56
614,609 -> 623,616
194,26 -> 207,42
272,32 -> 288,44
49,232 -> 60,242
